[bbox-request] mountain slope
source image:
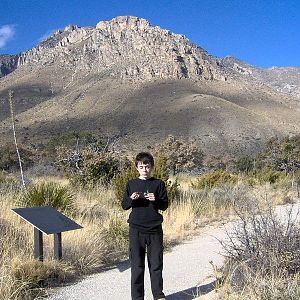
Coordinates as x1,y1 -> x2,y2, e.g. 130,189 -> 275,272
0,16 -> 299,157
222,56 -> 300,98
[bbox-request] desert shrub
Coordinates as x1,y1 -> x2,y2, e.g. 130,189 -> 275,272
17,182 -> 75,213
0,145 -> 34,172
191,170 -> 238,190
101,214 -> 129,259
251,168 -> 285,184
54,134 -> 123,187
221,195 -> 300,296
256,135 -> 300,172
220,264 -> 300,300
70,154 -> 120,187
46,131 -> 99,159
114,163 -> 138,203
7,259 -> 73,299
295,170 -> 300,182
235,156 -> 255,174
153,155 -> 180,202
154,135 -> 204,175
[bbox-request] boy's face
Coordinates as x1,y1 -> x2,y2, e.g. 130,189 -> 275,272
136,161 -> 153,179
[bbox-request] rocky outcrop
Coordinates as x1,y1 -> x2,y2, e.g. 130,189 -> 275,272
17,16 -> 226,81
0,55 -> 19,77
222,56 -> 300,98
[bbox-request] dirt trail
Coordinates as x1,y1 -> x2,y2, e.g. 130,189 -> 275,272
48,202 -> 300,300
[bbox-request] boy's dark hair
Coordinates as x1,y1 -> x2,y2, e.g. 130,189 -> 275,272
135,152 -> 154,167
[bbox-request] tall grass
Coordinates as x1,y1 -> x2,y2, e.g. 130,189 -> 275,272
1,173 -> 299,299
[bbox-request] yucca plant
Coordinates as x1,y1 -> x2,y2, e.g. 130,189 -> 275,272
17,182 -> 75,213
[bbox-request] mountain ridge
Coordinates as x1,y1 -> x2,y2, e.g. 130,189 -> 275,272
0,16 -> 299,157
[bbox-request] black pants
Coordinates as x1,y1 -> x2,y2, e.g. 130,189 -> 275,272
129,227 -> 165,300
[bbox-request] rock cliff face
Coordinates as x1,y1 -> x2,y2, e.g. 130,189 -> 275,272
17,16 -> 226,81
222,56 -> 300,98
0,55 -> 18,77
1,16 -> 299,156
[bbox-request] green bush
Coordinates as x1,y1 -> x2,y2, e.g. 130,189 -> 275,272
0,145 -> 34,171
46,131 -> 98,158
70,154 -> 120,187
235,156 -> 255,173
153,156 -> 169,182
17,182 -> 75,213
191,170 -> 238,190
114,163 -> 139,203
251,168 -> 285,184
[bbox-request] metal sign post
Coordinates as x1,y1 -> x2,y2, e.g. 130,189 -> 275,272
34,227 -> 43,260
12,206 -> 83,261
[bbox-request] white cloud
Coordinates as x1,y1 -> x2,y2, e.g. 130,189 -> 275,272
0,25 -> 15,48
38,29 -> 58,43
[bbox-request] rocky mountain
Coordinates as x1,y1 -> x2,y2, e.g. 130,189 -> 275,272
16,16 -> 226,82
0,55 -> 18,78
0,16 -> 299,157
222,56 -> 300,98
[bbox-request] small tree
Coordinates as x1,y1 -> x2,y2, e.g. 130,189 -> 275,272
54,133 -> 122,186
155,135 -> 204,175
256,135 -> 300,173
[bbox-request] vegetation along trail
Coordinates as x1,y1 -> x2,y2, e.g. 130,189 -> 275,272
48,201 -> 300,300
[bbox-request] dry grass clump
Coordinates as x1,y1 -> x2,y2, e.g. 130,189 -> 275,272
220,267 -> 300,300
2,259 -> 74,300
0,188 -> 73,300
219,188 -> 300,300
2,172 -> 298,299
163,198 -> 196,243
191,170 -> 238,190
1,174 -> 207,299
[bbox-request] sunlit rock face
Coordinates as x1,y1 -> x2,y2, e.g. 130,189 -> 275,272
17,16 -> 226,82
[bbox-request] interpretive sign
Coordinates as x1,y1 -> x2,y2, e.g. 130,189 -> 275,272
12,206 -> 83,261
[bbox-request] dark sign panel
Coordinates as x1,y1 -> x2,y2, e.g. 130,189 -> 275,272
12,206 -> 82,234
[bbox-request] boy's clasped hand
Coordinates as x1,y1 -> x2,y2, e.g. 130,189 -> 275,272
130,192 -> 155,201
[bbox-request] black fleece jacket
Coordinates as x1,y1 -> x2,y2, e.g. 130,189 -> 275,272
122,177 -> 169,233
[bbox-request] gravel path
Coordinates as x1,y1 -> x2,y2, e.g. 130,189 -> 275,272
48,225 -> 226,300
48,202 -> 300,300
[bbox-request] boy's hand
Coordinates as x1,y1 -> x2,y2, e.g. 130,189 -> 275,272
145,193 -> 155,201
130,192 -> 141,200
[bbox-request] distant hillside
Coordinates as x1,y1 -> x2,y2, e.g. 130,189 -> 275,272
0,16 -> 299,157
222,56 -> 300,98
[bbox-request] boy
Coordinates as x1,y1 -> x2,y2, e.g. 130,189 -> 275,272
122,152 -> 168,300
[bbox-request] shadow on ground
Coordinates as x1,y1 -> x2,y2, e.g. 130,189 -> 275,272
94,260 -> 217,299
166,280 -> 217,299
94,259 -> 131,273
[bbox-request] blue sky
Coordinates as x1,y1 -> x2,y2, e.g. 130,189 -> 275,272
1,0 -> 299,67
